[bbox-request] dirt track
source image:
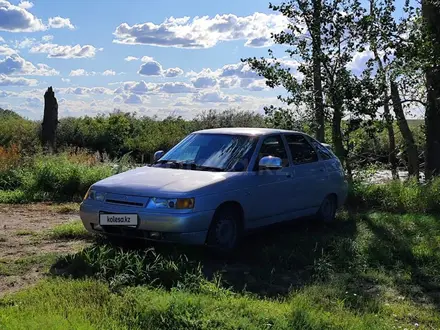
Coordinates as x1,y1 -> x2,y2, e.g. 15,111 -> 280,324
0,203 -> 86,296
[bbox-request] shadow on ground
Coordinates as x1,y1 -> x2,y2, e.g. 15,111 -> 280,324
49,211 -> 440,310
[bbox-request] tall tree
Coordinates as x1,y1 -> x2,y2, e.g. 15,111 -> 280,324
244,0 -> 367,167
421,0 -> 440,178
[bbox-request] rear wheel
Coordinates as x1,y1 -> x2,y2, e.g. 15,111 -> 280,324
207,205 -> 241,253
316,195 -> 337,223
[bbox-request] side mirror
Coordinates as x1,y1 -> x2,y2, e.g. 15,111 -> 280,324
258,156 -> 282,170
321,143 -> 333,150
153,150 -> 165,162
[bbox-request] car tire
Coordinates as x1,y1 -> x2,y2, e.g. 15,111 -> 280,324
316,194 -> 337,223
207,205 -> 241,254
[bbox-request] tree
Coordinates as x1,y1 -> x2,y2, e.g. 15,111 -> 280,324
421,0 -> 440,178
41,87 -> 59,153
244,0 -> 369,170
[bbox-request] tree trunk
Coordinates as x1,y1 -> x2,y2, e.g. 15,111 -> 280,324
312,0 -> 325,142
422,0 -> 440,179
390,80 -> 419,179
41,86 -> 59,153
369,0 -> 398,179
331,105 -> 345,163
383,89 -> 399,179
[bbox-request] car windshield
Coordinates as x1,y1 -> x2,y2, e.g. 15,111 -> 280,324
154,133 -> 258,172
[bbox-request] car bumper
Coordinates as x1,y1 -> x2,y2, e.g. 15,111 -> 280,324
79,201 -> 215,245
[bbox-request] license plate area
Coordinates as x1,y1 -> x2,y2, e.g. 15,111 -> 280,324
99,213 -> 138,227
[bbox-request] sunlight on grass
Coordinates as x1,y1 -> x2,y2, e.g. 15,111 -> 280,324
48,220 -> 90,240
1,211 -> 440,329
50,203 -> 80,214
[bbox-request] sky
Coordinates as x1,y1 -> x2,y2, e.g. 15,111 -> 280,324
0,0 -> 420,120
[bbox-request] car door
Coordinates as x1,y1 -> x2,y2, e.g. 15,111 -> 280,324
284,134 -> 328,211
246,134 -> 293,224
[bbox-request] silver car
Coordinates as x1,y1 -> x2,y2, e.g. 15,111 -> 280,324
80,128 -> 348,251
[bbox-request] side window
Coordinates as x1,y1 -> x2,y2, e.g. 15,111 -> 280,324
256,135 -> 289,169
285,134 -> 319,164
311,141 -> 334,160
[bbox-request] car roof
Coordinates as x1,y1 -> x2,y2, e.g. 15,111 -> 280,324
192,127 -> 306,137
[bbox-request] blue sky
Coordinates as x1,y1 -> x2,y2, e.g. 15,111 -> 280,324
0,0 -> 417,120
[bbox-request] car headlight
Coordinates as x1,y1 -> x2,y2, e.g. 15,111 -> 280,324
84,189 -> 106,201
147,197 -> 194,209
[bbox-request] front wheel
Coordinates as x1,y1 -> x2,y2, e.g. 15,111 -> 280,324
206,206 -> 241,253
316,195 -> 337,223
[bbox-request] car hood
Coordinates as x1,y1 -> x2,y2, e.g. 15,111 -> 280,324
92,166 -> 237,197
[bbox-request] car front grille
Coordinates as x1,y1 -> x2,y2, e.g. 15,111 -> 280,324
104,193 -> 149,208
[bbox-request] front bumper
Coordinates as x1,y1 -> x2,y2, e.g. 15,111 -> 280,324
80,201 -> 215,245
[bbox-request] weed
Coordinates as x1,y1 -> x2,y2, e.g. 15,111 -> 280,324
48,220 -> 90,240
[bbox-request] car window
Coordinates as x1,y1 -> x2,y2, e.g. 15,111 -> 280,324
285,134 -> 319,164
255,135 -> 289,169
311,140 -> 334,160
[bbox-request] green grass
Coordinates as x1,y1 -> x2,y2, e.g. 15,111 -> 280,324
0,253 -> 58,277
15,230 -> 37,236
1,211 -> 440,329
0,153 -> 115,203
47,220 -> 90,240
50,203 -> 80,214
348,177 -> 440,214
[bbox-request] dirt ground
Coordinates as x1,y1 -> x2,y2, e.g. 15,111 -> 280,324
0,203 -> 87,296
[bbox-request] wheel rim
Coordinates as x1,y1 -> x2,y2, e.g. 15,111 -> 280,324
321,198 -> 335,221
215,217 -> 237,247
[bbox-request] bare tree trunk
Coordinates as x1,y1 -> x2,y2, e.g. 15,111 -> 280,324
41,86 -> 59,153
422,0 -> 440,179
390,80 -> 419,179
312,0 -> 325,142
383,89 -> 399,179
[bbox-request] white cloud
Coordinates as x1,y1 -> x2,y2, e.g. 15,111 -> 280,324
14,37 -> 36,48
159,82 -> 195,93
0,0 -> 45,32
0,36 -> 4,42
61,78 -> 70,83
60,86 -> 114,95
220,62 -> 260,79
0,74 -> 37,86
138,58 -> 162,76
0,90 -> 17,97
163,67 -> 183,77
102,70 -> 116,76
69,69 -> 119,77
0,44 -> 17,55
242,79 -> 268,91
124,56 -> 138,61
0,54 -> 59,76
47,16 -> 75,30
30,42 -> 102,59
41,34 -> 53,42
193,90 -> 242,103
192,75 -> 217,88
69,69 -> 94,77
124,80 -> 156,94
18,1 -> 33,9
22,96 -> 42,108
219,77 -> 239,88
113,13 -> 288,48
124,93 -> 143,104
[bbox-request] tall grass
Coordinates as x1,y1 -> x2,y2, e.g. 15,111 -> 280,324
348,177 -> 440,213
0,150 -> 116,203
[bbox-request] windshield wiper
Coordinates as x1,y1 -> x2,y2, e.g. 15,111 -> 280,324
155,160 -> 224,172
